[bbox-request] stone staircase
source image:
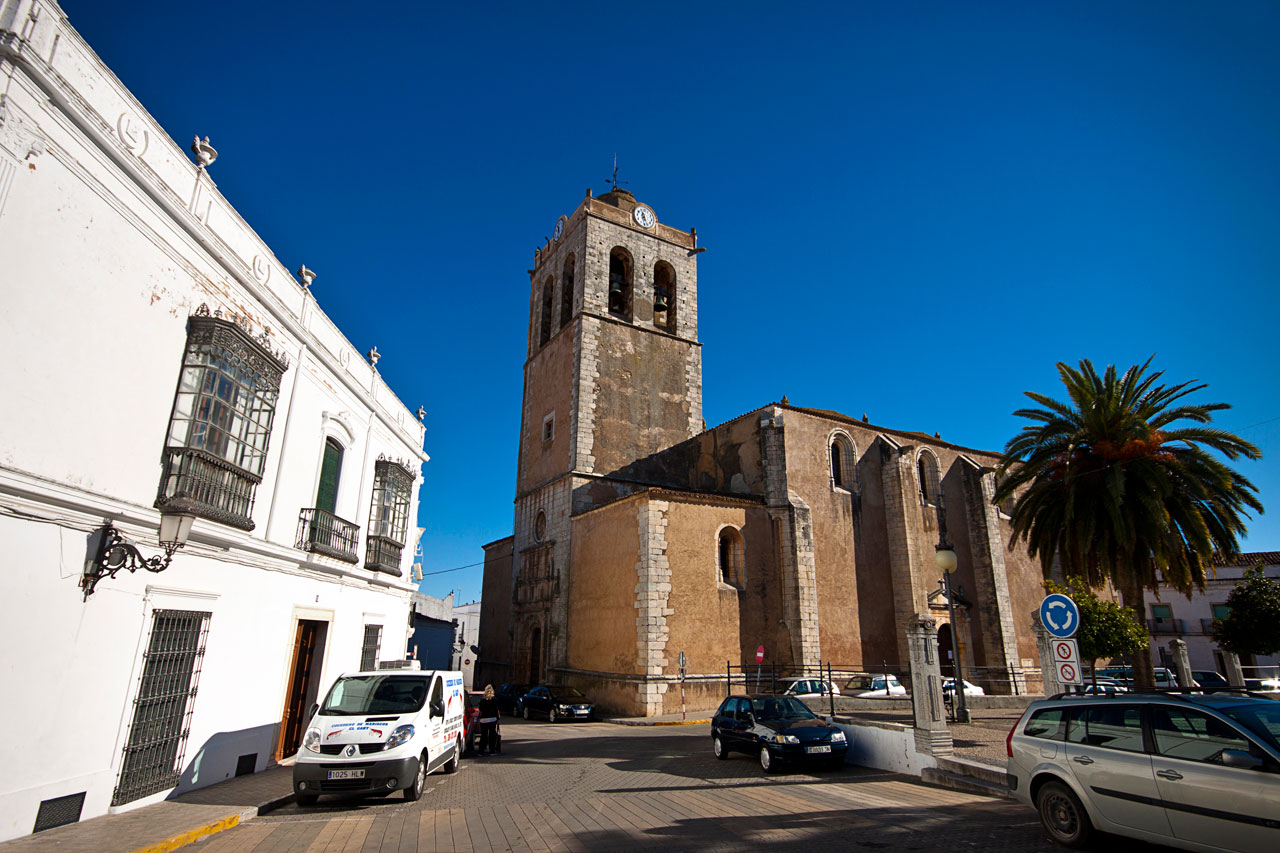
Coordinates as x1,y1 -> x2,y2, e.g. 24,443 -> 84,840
920,756 -> 1014,799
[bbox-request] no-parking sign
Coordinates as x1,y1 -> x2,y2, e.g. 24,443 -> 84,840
1053,638 -> 1082,685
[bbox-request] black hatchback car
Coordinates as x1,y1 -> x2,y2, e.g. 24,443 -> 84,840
522,685 -> 594,722
712,694 -> 848,772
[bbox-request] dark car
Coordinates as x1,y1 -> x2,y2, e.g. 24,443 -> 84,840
521,685 -> 594,722
462,690 -> 484,753
495,683 -> 529,716
712,694 -> 848,773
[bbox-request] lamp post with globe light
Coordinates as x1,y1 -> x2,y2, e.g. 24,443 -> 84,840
935,542 -> 971,723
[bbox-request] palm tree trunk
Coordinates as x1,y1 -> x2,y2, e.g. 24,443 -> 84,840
1119,574 -> 1155,690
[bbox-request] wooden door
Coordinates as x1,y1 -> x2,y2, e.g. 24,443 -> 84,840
277,620 -> 321,760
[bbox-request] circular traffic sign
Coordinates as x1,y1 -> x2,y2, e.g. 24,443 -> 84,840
1060,663 -> 1077,681
1055,641 -> 1074,660
1040,593 -> 1080,638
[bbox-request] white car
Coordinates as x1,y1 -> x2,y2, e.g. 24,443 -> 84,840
779,678 -> 841,701
1244,675 -> 1280,696
942,678 -> 985,697
1080,681 -> 1128,695
846,675 -> 906,697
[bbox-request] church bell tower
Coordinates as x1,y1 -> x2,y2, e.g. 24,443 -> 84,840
509,185 -> 704,683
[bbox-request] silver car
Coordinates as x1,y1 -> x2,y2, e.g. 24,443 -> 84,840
1005,692 -> 1280,851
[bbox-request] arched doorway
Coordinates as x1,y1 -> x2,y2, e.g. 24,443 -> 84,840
937,622 -> 956,679
528,626 -> 542,684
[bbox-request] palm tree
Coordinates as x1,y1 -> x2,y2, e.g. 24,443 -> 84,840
994,358 -> 1263,688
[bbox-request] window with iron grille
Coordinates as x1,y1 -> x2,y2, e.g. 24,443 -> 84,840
361,624 -> 382,671
156,305 -> 288,531
365,460 -> 413,574
112,609 -> 211,806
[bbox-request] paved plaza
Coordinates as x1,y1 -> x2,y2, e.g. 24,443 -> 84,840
184,720 -> 1160,852
1,717 -> 1178,853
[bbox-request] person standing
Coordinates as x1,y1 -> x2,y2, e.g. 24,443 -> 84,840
478,684 -> 500,755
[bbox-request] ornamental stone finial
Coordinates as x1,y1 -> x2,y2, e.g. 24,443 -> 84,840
367,346 -> 381,368
296,265 -> 315,290
416,407 -> 427,422
191,135 -> 217,168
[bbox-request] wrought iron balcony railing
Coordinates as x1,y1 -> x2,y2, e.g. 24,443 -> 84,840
364,535 -> 404,576
296,508 -> 359,563
156,447 -> 257,530
1148,617 -> 1185,634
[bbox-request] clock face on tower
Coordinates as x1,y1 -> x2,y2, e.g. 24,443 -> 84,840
553,216 -> 566,241
633,205 -> 656,229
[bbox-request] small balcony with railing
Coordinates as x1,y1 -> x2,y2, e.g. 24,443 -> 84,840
296,508 -> 360,563
364,535 -> 404,576
1148,616 -> 1185,634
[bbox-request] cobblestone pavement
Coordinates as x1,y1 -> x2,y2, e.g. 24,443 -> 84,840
192,718 -> 1171,852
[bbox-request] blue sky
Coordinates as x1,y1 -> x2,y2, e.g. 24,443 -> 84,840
62,1 -> 1280,602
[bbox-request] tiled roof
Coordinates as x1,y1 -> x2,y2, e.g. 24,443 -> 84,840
1212,552 -> 1280,567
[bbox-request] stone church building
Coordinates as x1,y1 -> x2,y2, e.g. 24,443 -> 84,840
477,188 -> 1047,716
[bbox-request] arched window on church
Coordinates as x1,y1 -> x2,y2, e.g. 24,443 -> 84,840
717,526 -> 744,588
560,254 -> 575,328
608,247 -> 632,320
918,449 -> 942,507
653,261 -> 676,333
539,277 -> 554,347
830,432 -> 856,491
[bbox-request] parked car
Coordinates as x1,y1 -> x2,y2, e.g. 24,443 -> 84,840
778,678 -> 841,701
941,678 -> 985,697
521,685 -> 594,722
711,694 -> 848,773
1080,680 -> 1128,695
1243,675 -> 1280,696
1006,691 -> 1280,851
293,669 -> 464,805
1191,670 -> 1230,688
1095,665 -> 1180,687
846,674 -> 906,697
462,690 -> 484,754
495,683 -> 530,716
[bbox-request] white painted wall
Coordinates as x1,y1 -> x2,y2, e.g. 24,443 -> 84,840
453,601 -> 483,688
829,718 -> 939,776
0,2 -> 430,840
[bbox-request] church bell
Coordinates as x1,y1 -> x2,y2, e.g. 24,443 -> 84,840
654,290 -> 669,313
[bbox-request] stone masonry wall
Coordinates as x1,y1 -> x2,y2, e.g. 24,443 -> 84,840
635,497 -> 673,715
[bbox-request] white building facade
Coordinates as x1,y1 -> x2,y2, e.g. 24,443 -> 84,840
1143,554 -> 1280,677
0,1 -> 428,840
452,600 -> 482,689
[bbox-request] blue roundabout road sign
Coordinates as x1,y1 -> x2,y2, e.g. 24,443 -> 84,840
1040,593 -> 1080,638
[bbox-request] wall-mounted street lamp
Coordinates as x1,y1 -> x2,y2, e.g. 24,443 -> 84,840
81,512 -> 195,600
935,542 -> 971,723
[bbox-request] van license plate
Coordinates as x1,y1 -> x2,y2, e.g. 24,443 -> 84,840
806,745 -> 831,754
327,769 -> 365,780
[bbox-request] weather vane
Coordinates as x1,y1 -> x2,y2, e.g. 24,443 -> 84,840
607,154 -> 628,192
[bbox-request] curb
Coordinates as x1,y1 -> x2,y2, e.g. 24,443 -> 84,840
129,794 -> 295,853
130,811 -> 246,853
600,718 -> 711,727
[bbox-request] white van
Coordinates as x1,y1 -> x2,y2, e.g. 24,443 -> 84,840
292,669 -> 465,805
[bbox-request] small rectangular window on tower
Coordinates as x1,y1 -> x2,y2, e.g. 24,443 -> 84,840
542,413 -> 555,447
